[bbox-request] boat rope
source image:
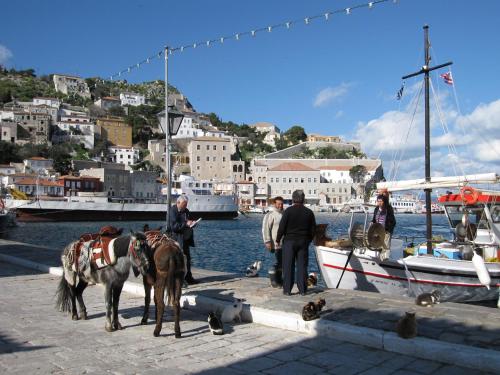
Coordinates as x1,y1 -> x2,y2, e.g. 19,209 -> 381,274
429,79 -> 465,178
389,81 -> 424,182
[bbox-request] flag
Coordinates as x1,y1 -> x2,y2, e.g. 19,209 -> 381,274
440,72 -> 454,85
396,83 -> 405,100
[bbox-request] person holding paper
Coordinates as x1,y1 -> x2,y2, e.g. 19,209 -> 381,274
169,195 -> 199,284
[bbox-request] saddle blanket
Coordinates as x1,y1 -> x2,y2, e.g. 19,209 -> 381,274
71,238 -> 118,276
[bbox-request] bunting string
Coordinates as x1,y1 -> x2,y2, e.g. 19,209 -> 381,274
102,0 -> 398,83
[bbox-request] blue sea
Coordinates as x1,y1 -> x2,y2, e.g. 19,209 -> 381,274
4,213 -> 451,276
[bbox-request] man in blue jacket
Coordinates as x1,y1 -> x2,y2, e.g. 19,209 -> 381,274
169,195 -> 199,284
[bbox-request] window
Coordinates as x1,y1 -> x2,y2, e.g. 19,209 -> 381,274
282,178 -> 286,183
197,145 -> 200,150
295,178 -> 298,183
223,145 -> 226,150
206,145 -> 210,150
206,156 -> 210,161
213,145 -> 217,150
213,157 -> 216,161
223,157 -> 226,162
270,178 -> 273,183
197,156 -> 200,161
308,178 -> 311,183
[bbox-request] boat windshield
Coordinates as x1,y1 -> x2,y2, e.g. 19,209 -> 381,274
444,205 -> 490,229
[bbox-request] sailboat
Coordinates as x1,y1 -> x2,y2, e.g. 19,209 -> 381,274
314,26 -> 500,304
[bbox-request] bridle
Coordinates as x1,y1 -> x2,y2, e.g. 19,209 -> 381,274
128,237 -> 149,270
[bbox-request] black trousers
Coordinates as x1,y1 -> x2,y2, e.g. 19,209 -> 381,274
183,244 -> 192,280
282,239 -> 309,294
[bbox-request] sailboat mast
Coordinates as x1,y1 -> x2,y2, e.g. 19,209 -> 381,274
423,25 -> 432,255
402,25 -> 452,254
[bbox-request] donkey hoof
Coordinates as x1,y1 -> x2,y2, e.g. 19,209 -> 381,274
72,314 -> 79,321
175,332 -> 182,339
105,323 -> 115,332
141,318 -> 148,325
113,322 -> 123,330
80,312 -> 88,320
153,328 -> 160,337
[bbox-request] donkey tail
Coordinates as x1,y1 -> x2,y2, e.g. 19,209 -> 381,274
55,275 -> 72,312
166,251 -> 184,306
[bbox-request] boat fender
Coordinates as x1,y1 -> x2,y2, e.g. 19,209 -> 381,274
460,187 -> 479,205
472,250 -> 491,290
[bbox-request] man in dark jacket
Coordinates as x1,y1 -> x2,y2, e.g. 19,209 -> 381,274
276,190 -> 316,296
372,194 -> 396,250
169,195 -> 198,284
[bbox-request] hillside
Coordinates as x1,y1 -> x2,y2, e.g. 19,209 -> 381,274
0,66 -> 182,108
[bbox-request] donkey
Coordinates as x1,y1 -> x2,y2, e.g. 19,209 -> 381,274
56,231 -> 151,332
142,231 -> 186,338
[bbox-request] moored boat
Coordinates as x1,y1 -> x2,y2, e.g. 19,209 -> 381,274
6,176 -> 238,222
314,26 -> 500,304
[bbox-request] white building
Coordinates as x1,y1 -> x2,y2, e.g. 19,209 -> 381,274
53,74 -> 91,98
250,122 -> 281,148
120,92 -> 145,107
172,116 -> 204,139
0,110 -> 14,121
108,146 -> 140,166
130,170 -> 159,201
33,97 -> 61,108
23,157 -> 53,175
0,121 -> 17,143
52,121 -> 95,149
94,97 -> 121,110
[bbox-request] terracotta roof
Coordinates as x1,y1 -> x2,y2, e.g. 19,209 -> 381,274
15,178 -> 63,187
101,96 -> 120,101
250,122 -> 275,128
27,157 -> 51,161
237,180 -> 254,184
268,162 -> 316,172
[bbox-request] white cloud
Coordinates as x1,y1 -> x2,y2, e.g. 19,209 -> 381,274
313,83 -> 352,108
354,98 -> 500,180
335,110 -> 344,119
0,45 -> 13,64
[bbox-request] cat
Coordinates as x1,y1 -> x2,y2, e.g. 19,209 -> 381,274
415,290 -> 441,307
396,312 -> 417,339
221,298 -> 243,323
306,272 -> 318,287
208,312 -> 224,335
245,261 -> 262,277
301,298 -> 326,321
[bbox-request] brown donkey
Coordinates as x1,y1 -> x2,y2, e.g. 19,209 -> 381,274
144,231 -> 186,338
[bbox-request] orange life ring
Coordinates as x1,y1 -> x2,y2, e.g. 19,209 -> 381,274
460,186 -> 479,205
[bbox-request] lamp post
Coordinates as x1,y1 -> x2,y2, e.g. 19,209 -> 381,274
162,46 -> 185,231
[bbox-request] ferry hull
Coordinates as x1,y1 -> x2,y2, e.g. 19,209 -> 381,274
6,198 -> 238,222
315,245 -> 500,303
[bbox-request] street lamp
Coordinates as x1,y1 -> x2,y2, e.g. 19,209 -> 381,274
160,102 -> 184,232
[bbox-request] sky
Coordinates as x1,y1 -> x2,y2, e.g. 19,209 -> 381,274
1,0 -> 500,180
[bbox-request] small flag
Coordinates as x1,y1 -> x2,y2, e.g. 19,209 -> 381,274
396,83 -> 405,100
440,72 -> 454,85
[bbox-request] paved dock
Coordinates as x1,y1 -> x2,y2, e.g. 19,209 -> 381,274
0,238 -> 499,374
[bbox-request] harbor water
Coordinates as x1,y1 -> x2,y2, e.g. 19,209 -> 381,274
3,212 -> 450,277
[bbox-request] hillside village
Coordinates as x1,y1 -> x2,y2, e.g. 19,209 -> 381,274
0,67 -> 384,209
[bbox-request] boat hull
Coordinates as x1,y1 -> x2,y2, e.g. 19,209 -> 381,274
315,245 -> 500,302
6,198 -> 238,222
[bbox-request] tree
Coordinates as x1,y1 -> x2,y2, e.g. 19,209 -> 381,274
0,141 -> 21,164
48,144 -> 73,175
108,106 -> 126,117
284,126 -> 307,145
349,165 -> 368,184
